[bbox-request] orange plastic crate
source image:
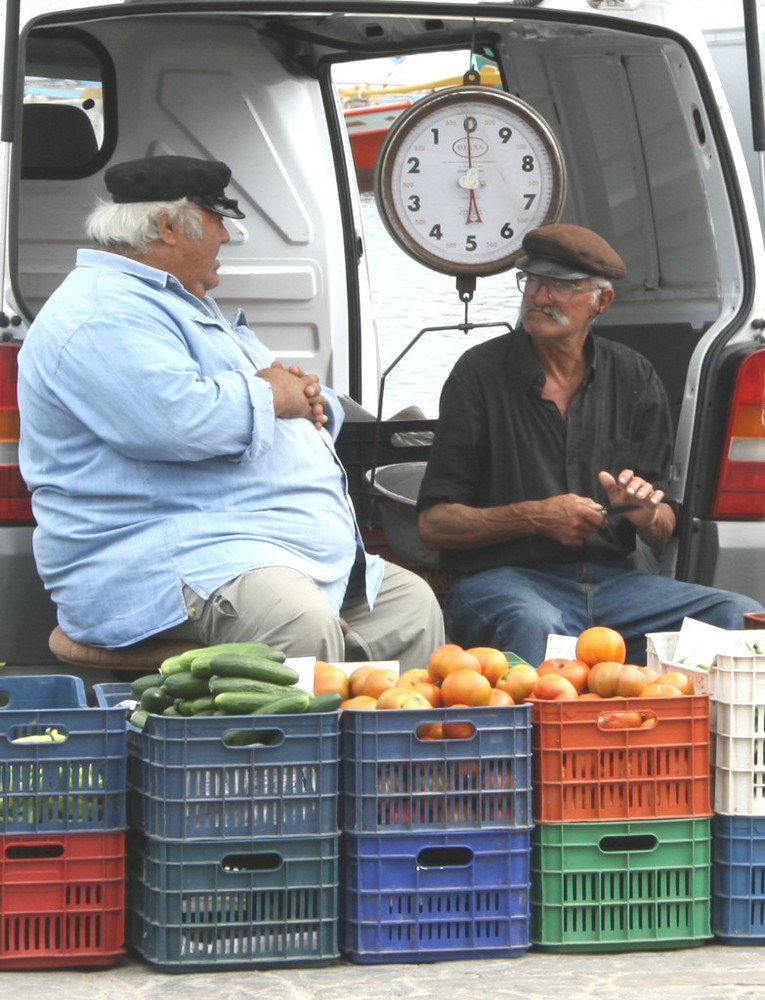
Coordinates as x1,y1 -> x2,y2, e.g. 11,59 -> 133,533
531,695 -> 712,823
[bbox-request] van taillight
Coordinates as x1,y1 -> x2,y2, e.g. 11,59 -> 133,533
712,348 -> 765,518
0,342 -> 33,523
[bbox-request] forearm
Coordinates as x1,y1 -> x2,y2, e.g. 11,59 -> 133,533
419,499 -> 556,550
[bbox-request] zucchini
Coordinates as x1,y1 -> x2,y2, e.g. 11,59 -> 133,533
140,685 -> 173,714
130,672 -> 163,698
180,641 -> 287,669
208,653 -> 299,686
161,671 -> 210,699
306,691 -> 342,713
252,691 -> 311,715
213,690 -> 282,714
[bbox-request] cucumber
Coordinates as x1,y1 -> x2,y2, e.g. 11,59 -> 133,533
180,641 -> 287,669
208,653 -> 299,685
158,654 -> 190,677
213,690 -> 282,714
162,704 -> 182,716
178,695 -> 217,716
129,708 -> 149,730
252,691 -> 311,715
161,671 -> 210,699
140,685 -> 173,714
130,672 -> 164,698
223,728 -> 280,747
208,675 -> 308,697
306,691 -> 342,713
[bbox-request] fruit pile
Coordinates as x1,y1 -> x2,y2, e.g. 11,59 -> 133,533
314,625 -> 694,717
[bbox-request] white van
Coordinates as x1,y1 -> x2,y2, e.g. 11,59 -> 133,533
1,0 -> 765,667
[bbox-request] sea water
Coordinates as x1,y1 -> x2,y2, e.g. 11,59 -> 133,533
359,190 -> 523,418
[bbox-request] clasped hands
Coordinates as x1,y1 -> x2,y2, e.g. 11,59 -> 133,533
256,360 -> 328,429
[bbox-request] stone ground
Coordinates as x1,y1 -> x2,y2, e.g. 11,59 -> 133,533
2,944 -> 765,1000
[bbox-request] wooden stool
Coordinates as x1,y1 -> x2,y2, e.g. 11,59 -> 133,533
49,625 -> 201,675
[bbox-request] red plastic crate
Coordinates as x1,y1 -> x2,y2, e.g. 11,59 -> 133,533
531,695 -> 712,823
0,830 -> 126,968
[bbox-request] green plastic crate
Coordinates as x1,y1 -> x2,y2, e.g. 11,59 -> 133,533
531,817 -> 712,952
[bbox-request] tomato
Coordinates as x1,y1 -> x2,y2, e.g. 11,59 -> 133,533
466,646 -> 510,686
412,681 -> 444,707
340,695 -> 377,710
587,660 -> 625,697
575,626 -> 626,667
313,661 -> 350,699
376,688 -> 432,710
496,663 -> 539,701
442,714 -> 476,740
361,667 -> 399,699
417,721 -> 445,740
395,668 -> 431,689
559,660 -> 591,694
641,682 -> 684,697
487,687 -> 514,706
614,664 -> 648,698
598,710 -> 644,730
348,665 -> 377,698
636,665 -> 660,685
427,643 -> 482,681
537,657 -> 571,675
440,668 -> 492,707
534,673 -> 578,700
660,671 -> 694,695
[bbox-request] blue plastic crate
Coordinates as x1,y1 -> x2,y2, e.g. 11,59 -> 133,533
712,813 -> 765,943
127,831 -> 339,970
340,827 -> 531,963
126,711 -> 339,839
340,703 -> 532,833
0,676 -> 127,834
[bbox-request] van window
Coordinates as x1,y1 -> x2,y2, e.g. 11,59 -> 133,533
21,29 -> 113,179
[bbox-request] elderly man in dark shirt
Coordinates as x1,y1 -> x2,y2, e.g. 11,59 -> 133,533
417,223 -> 763,666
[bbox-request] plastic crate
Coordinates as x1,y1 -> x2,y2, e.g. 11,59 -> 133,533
646,630 -> 765,701
711,701 -> 765,814
646,632 -> 713,694
712,814 -> 765,942
340,704 -> 532,833
125,711 -> 339,839
531,695 -> 712,823
340,827 -> 531,963
127,831 -> 339,970
0,830 -> 125,968
0,675 -> 127,834
531,817 -> 712,951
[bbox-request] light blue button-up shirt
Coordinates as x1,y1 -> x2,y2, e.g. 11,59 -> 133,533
18,249 -> 384,647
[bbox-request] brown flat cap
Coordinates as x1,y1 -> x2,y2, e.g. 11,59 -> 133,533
517,223 -> 626,281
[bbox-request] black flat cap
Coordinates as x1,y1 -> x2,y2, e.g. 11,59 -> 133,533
104,155 -> 245,219
517,223 -> 626,281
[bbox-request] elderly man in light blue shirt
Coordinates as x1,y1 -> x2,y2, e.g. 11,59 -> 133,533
17,155 -> 444,670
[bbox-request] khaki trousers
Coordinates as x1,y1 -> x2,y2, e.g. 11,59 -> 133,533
165,561 -> 444,673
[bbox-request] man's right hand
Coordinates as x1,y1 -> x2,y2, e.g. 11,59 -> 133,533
256,362 -> 328,428
528,494 -> 607,546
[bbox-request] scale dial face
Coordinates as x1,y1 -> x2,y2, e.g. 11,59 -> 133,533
374,85 -> 567,277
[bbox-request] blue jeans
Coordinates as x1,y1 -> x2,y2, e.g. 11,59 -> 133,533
445,561 -> 764,666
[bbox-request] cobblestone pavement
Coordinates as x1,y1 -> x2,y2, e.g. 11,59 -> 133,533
2,945 -> 765,1000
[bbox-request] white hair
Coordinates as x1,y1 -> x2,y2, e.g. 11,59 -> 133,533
84,198 -> 204,252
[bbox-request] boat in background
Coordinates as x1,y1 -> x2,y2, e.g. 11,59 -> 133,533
340,66 -> 501,172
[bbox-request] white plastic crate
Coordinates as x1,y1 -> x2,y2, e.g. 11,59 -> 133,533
645,632 -> 713,694
712,702 -> 765,815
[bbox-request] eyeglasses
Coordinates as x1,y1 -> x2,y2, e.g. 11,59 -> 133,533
516,272 -> 602,301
